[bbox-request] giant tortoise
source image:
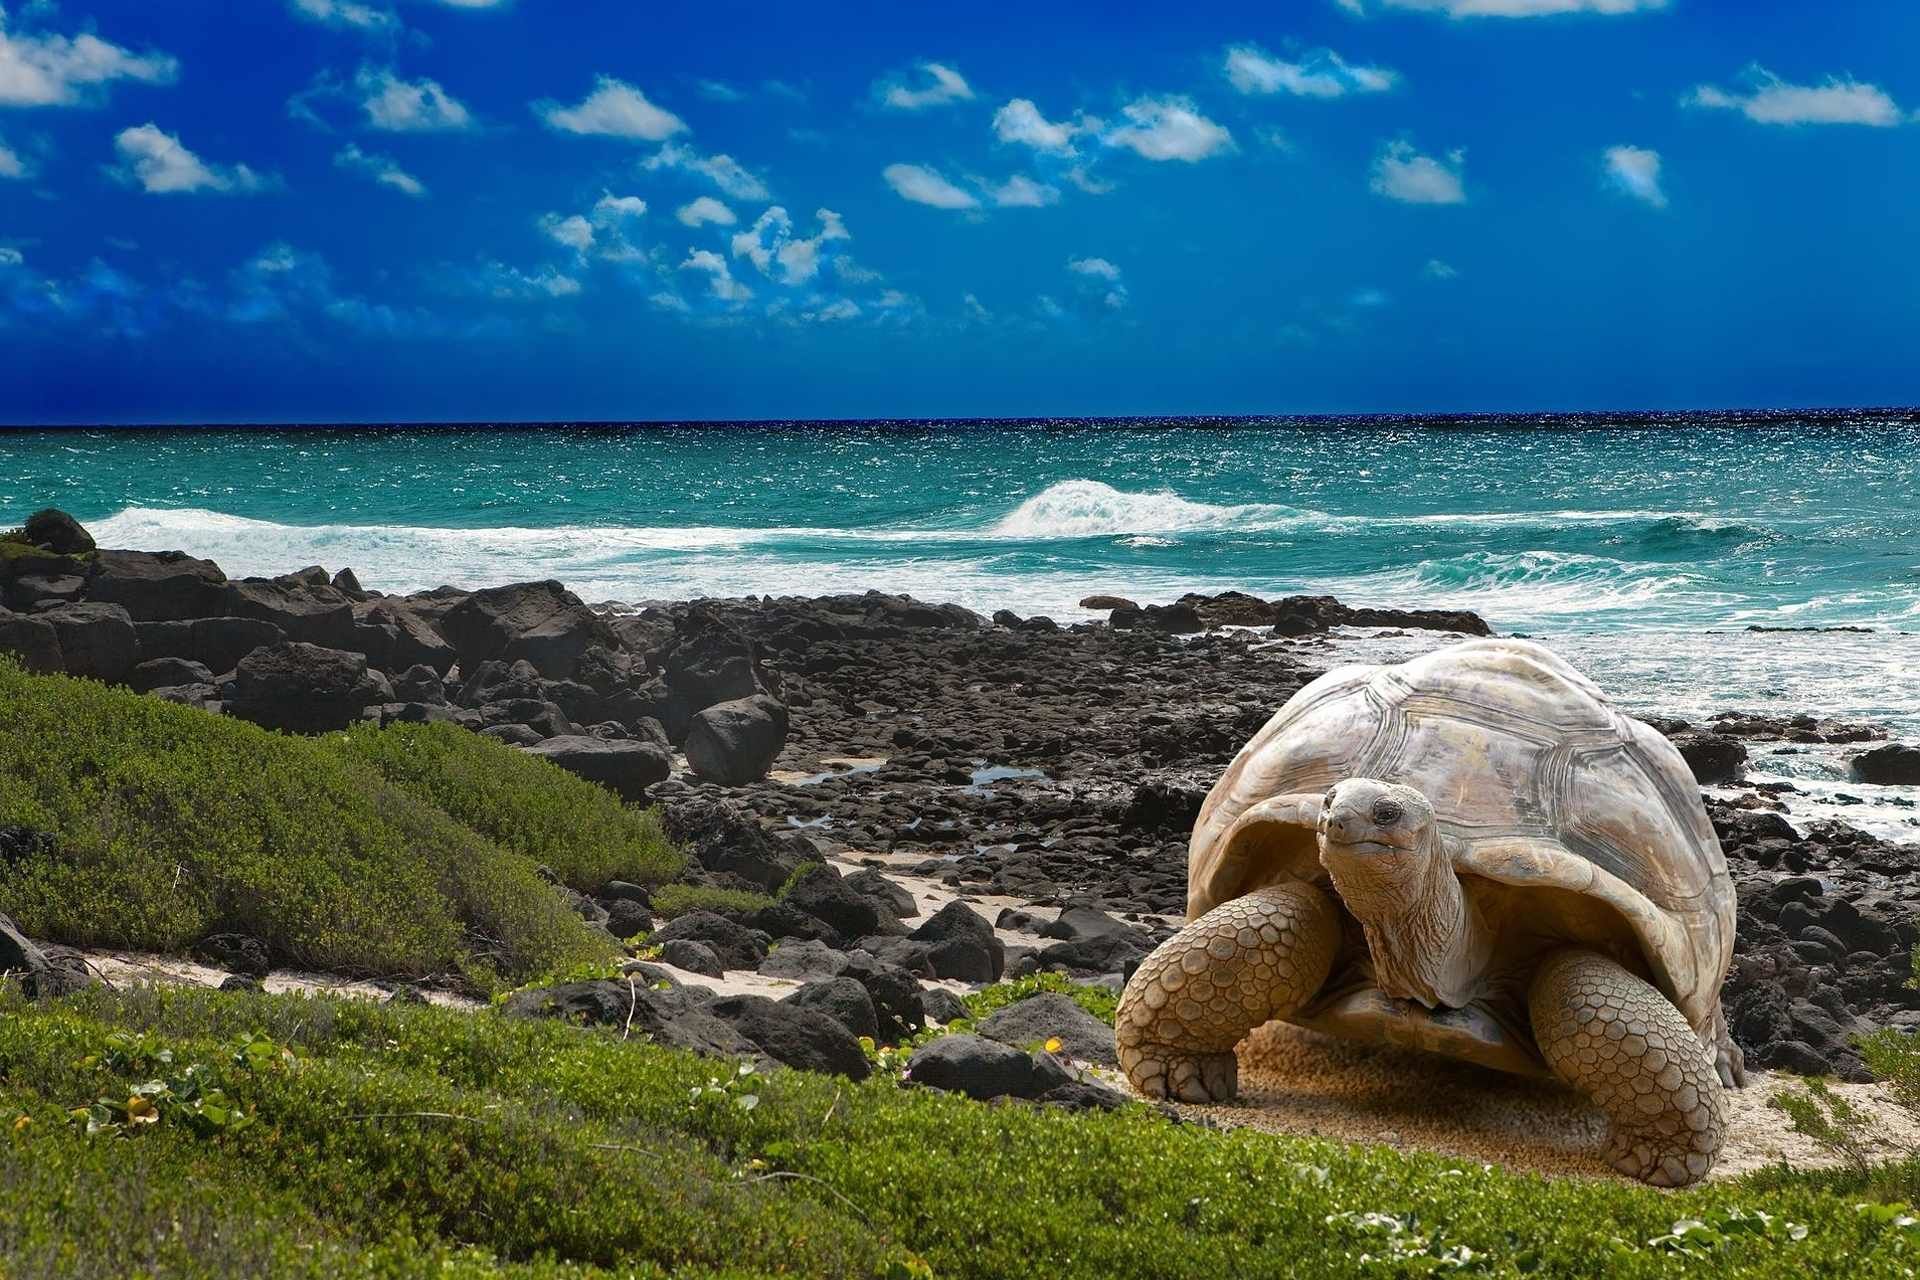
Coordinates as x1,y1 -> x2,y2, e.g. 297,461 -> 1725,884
1114,638 -> 1744,1186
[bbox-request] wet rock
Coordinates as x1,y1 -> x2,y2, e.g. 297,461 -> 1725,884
521,736 -> 670,800
1119,780 -> 1206,835
685,693 -> 790,785
1852,743 -> 1920,786
1670,731 -> 1748,785
1078,595 -> 1137,611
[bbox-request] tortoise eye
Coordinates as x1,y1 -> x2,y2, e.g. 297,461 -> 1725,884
1371,799 -> 1404,825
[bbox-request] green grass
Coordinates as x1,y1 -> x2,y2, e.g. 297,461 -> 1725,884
651,884 -> 777,921
0,984 -> 1916,1279
336,720 -> 682,891
0,662 -> 682,990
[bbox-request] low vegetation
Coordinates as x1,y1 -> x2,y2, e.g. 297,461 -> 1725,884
0,662 -> 678,990
3,984 -> 1919,1279
651,884 -> 777,920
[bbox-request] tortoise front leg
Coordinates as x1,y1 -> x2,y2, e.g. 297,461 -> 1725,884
1527,948 -> 1726,1187
1115,881 -> 1340,1103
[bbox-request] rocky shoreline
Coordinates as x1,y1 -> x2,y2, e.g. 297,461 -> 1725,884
2,508 -> 1917,1085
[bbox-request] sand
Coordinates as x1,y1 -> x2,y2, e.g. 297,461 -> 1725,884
1149,1020 -> 1920,1184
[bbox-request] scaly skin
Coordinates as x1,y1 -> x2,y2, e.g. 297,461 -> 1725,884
1528,948 -> 1726,1187
1115,881 -> 1340,1103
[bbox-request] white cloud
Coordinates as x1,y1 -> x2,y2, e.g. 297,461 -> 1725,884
643,142 -> 769,201
0,137 -> 25,179
0,9 -> 177,107
289,0 -> 397,32
1102,96 -> 1232,162
540,212 -> 595,254
1066,256 -> 1121,281
1369,140 -> 1465,204
538,76 -> 685,140
0,246 -> 21,267
1685,68 -> 1903,127
1356,0 -> 1667,16
730,206 -> 849,285
1224,45 -> 1396,97
696,78 -> 741,102
1423,258 -> 1458,280
681,248 -> 751,302
882,162 -> 978,210
677,195 -> 736,227
472,260 -> 581,300
962,292 -> 992,323
990,174 -> 1058,208
804,298 -> 859,323
334,142 -> 425,196
593,193 -> 646,223
878,61 -> 973,110
993,98 -> 1082,154
357,67 -> 472,131
112,123 -> 269,195
1602,144 -> 1665,207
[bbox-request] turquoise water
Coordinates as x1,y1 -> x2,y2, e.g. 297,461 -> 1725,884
4,414 -> 1917,631
3,413 -> 1918,835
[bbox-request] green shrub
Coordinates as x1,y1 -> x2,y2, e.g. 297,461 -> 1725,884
335,721 -> 682,890
0,662 -> 615,987
962,972 -> 1120,1025
774,860 -> 822,898
651,885 -> 775,920
3,984 -> 1920,1279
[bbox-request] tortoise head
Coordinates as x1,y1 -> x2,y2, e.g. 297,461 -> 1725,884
1316,779 -> 1443,920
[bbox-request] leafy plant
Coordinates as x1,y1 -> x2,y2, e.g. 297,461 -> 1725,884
650,884 -> 775,920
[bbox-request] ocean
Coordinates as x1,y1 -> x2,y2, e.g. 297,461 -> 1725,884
4,412 -> 1917,837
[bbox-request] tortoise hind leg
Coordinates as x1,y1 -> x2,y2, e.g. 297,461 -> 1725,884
1115,882 -> 1340,1103
1527,948 -> 1726,1187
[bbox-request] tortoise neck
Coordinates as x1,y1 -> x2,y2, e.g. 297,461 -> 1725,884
1346,829 -> 1487,1009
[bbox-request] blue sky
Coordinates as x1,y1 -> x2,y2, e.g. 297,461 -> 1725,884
3,0 -> 1918,422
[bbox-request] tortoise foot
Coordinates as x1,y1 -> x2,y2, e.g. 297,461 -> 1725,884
1119,1046 -> 1238,1103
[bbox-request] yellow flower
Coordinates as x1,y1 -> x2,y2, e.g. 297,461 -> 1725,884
1044,1037 -> 1063,1055
11,1114 -> 30,1133
126,1096 -> 161,1125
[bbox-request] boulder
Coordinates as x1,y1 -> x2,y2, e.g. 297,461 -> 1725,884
685,694 -> 790,785
976,992 -> 1119,1068
0,912 -> 48,976
656,606 -> 780,739
1852,743 -> 1920,786
331,568 -> 366,600
758,938 -> 851,982
19,509 -> 94,556
922,987 -> 970,1026
438,580 -> 614,681
1038,933 -> 1150,977
906,1034 -> 1036,1099
501,980 -> 762,1059
225,642 -> 389,733
650,911 -> 770,971
843,868 -> 917,919
602,897 -> 653,941
0,609 -> 62,673
1109,602 -> 1204,635
389,664 -> 447,704
87,549 -> 227,621
910,901 -> 1004,982
1671,731 -> 1748,785
1078,595 -> 1137,611
191,617 -> 286,675
658,938 -> 725,977
781,864 -> 882,940
192,932 -> 271,978
355,600 -> 455,675
130,656 -> 214,693
1042,906 -> 1154,952
222,579 -> 357,649
841,952 -> 926,1041
38,602 -> 138,683
660,797 -> 805,892
705,994 -> 870,1079
783,977 -> 881,1042
8,573 -> 84,608
521,735 -> 670,800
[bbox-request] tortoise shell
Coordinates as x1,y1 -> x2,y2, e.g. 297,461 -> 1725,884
1187,638 -> 1735,1032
